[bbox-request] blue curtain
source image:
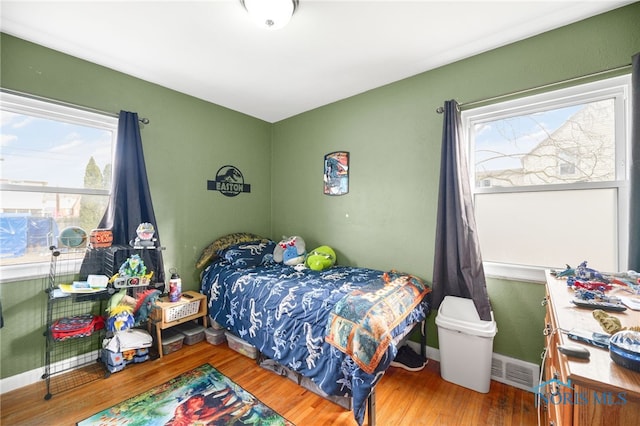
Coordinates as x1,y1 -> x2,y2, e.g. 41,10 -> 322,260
82,111 -> 165,285
629,53 -> 640,271
432,100 -> 492,321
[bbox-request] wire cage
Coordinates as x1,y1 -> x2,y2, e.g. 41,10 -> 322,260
42,246 -> 110,400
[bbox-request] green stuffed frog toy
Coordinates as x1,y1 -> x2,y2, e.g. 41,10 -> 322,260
305,245 -> 336,271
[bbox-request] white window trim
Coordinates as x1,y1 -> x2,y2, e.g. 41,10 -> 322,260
0,91 -> 118,284
1,91 -> 118,131
462,75 -> 631,281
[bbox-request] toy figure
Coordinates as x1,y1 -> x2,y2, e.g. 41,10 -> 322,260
119,254 -> 147,277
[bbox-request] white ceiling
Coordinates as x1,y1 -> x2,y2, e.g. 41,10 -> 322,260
1,0 -> 634,123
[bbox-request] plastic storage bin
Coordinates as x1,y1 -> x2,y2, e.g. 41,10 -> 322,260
205,327 -> 226,345
210,319 -> 225,330
175,322 -> 205,345
225,331 -> 258,359
435,295 -> 497,393
161,329 -> 184,355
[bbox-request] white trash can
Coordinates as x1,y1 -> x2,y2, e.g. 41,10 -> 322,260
435,295 -> 497,393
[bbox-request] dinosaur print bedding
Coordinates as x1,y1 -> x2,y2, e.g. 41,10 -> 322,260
200,256 -> 430,425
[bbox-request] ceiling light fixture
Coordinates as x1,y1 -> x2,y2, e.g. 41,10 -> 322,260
240,0 -> 299,30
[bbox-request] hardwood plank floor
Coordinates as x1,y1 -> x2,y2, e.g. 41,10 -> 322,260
1,341 -> 538,425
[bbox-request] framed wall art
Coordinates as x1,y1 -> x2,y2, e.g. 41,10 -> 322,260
323,151 -> 349,196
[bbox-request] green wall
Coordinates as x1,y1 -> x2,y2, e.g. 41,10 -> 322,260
1,3 -> 639,381
0,33 -> 273,378
269,3 -> 639,363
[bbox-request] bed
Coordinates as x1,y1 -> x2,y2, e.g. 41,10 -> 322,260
197,233 -> 431,425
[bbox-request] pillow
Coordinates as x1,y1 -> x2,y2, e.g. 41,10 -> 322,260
195,232 -> 266,269
221,240 -> 276,268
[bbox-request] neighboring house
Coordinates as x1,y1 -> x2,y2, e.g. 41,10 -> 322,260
476,100 -> 615,188
0,179 -> 81,218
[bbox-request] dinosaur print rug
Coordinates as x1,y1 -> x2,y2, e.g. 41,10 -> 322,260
77,363 -> 294,426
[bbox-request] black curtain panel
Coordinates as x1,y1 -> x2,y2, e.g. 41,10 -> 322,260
629,52 -> 640,271
432,100 -> 492,321
81,111 -> 165,285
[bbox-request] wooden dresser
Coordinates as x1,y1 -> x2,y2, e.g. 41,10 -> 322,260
542,270 -> 640,425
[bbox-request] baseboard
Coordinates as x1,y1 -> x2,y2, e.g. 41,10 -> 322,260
405,340 -> 441,362
4,345 -> 434,395
0,349 -> 101,395
2,344 -> 537,395
1,366 -> 44,395
405,342 -> 538,393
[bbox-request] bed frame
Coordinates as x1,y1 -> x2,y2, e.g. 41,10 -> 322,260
198,233 -> 431,425
256,320 -> 427,426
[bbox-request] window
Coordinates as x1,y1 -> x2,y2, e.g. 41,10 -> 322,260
0,91 -> 117,282
463,75 -> 631,281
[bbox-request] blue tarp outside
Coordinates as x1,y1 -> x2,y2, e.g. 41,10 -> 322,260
0,215 -> 59,258
0,215 -> 27,258
29,217 -> 58,249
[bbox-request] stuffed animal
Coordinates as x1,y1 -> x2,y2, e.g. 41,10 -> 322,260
107,305 -> 135,332
305,246 -> 336,271
134,289 -> 161,325
273,236 -> 306,266
106,288 -> 161,331
107,288 -> 137,313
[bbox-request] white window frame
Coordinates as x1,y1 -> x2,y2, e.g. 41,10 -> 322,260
462,75 -> 631,282
0,91 -> 118,283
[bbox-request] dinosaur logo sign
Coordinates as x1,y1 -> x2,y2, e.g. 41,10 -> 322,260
207,165 -> 251,197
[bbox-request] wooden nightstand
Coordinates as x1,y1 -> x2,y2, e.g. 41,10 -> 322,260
149,290 -> 208,358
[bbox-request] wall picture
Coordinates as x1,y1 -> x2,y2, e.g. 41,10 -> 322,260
323,151 -> 349,196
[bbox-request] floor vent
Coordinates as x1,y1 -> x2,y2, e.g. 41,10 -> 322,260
491,356 -> 503,378
491,353 -> 539,392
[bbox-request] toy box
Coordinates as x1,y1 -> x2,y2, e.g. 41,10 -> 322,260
225,331 -> 257,359
101,347 -> 149,373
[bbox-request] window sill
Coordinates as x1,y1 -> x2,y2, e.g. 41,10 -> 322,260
483,262 -> 547,283
1,258 -> 83,284
0,262 -> 50,283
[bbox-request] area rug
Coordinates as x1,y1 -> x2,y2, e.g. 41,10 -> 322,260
78,363 -> 295,426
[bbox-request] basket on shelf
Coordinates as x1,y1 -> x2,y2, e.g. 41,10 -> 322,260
163,299 -> 201,322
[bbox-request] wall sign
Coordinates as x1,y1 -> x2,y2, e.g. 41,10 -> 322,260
207,165 -> 251,197
323,151 -> 349,196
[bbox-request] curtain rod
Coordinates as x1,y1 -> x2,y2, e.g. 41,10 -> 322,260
435,62 -> 632,114
0,87 -> 150,124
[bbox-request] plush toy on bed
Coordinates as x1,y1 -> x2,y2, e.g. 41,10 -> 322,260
273,236 -> 306,266
305,245 -> 336,271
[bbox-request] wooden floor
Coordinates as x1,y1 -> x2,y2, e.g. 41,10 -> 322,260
1,341 -> 538,425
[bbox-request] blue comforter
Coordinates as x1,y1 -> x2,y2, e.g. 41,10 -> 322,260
201,261 -> 430,425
